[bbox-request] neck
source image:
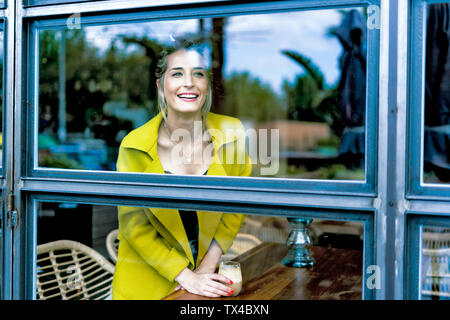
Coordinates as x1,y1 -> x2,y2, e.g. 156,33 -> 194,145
164,109 -> 204,141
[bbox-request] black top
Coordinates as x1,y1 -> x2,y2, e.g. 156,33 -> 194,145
164,169 -> 208,265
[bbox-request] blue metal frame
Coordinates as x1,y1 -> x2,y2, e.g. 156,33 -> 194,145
407,0 -> 450,200
0,191 -> 9,301
22,192 -> 376,300
24,1 -> 379,196
0,20 -> 4,175
23,0 -> 380,197
0,14 -> 11,300
25,0 -> 100,6
14,193 -> 36,300
404,213 -> 450,299
8,0 -> 384,300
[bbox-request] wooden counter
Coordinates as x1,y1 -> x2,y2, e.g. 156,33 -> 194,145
164,242 -> 363,300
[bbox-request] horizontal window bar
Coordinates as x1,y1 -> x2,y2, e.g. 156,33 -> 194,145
22,0 -> 376,19
28,191 -> 375,221
24,0 -> 231,11
407,202 -> 450,216
26,169 -> 374,195
22,178 -> 377,212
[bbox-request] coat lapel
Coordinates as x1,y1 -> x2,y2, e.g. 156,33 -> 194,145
150,207 -> 195,265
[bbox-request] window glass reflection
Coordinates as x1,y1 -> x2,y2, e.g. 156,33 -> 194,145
423,3 -> 450,184
421,226 -> 450,300
37,8 -> 370,180
36,202 -> 363,300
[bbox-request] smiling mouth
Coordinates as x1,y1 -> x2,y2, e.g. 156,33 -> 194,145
177,93 -> 199,101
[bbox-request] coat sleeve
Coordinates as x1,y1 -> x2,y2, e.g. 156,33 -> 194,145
116,146 -> 190,282
118,206 -> 190,282
213,136 -> 252,253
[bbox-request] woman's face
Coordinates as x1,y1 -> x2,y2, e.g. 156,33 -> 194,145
159,49 -> 208,117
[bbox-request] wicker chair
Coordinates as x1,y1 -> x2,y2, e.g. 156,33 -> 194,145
106,229 -> 119,264
36,240 -> 115,300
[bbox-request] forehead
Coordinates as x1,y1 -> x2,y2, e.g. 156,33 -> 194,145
167,49 -> 205,69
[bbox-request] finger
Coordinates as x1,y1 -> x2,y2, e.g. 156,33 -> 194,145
205,281 -> 234,296
206,274 -> 234,293
210,273 -> 234,285
210,273 -> 232,283
206,284 -> 234,297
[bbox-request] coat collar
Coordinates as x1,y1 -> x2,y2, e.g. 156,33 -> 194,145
120,111 -> 243,162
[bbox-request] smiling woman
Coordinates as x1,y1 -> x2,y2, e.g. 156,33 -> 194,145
112,40 -> 253,299
155,44 -> 213,174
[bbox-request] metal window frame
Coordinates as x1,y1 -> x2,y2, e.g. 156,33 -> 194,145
22,0 -> 380,199
401,0 -> 450,298
18,192 -> 376,300
407,0 -> 450,199
23,0 -> 228,9
1,0 -> 17,300
2,0 -> 417,301
25,0 -> 102,7
0,15 -> 5,298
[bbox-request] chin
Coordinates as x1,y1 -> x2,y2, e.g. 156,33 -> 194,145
172,103 -> 203,114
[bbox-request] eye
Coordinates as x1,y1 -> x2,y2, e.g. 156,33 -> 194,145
194,71 -> 205,77
171,71 -> 183,77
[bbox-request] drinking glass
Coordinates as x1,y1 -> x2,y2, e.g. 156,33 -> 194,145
218,261 -> 242,296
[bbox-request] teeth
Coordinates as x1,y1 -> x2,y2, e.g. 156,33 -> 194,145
178,94 -> 198,99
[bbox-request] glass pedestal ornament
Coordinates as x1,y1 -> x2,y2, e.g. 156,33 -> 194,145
282,218 -> 315,268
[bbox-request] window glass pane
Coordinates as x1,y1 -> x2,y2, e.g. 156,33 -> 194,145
421,226 -> 450,300
36,201 -> 364,300
423,3 -> 450,184
37,7 -> 370,180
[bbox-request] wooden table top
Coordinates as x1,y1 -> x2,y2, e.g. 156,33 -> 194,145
164,242 -> 363,300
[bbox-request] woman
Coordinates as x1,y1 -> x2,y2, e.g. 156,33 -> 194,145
112,41 -> 252,300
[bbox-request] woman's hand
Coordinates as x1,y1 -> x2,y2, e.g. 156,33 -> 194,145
175,268 -> 234,297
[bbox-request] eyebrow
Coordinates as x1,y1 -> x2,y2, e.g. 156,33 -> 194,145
169,67 -> 205,71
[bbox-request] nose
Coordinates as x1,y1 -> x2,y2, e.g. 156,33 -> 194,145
183,73 -> 194,87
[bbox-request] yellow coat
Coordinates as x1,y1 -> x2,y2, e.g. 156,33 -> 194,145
112,112 -> 252,300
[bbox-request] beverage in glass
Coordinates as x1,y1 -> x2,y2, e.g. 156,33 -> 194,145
218,260 -> 242,296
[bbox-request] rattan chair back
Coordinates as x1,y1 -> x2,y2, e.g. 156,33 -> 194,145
36,240 -> 115,300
